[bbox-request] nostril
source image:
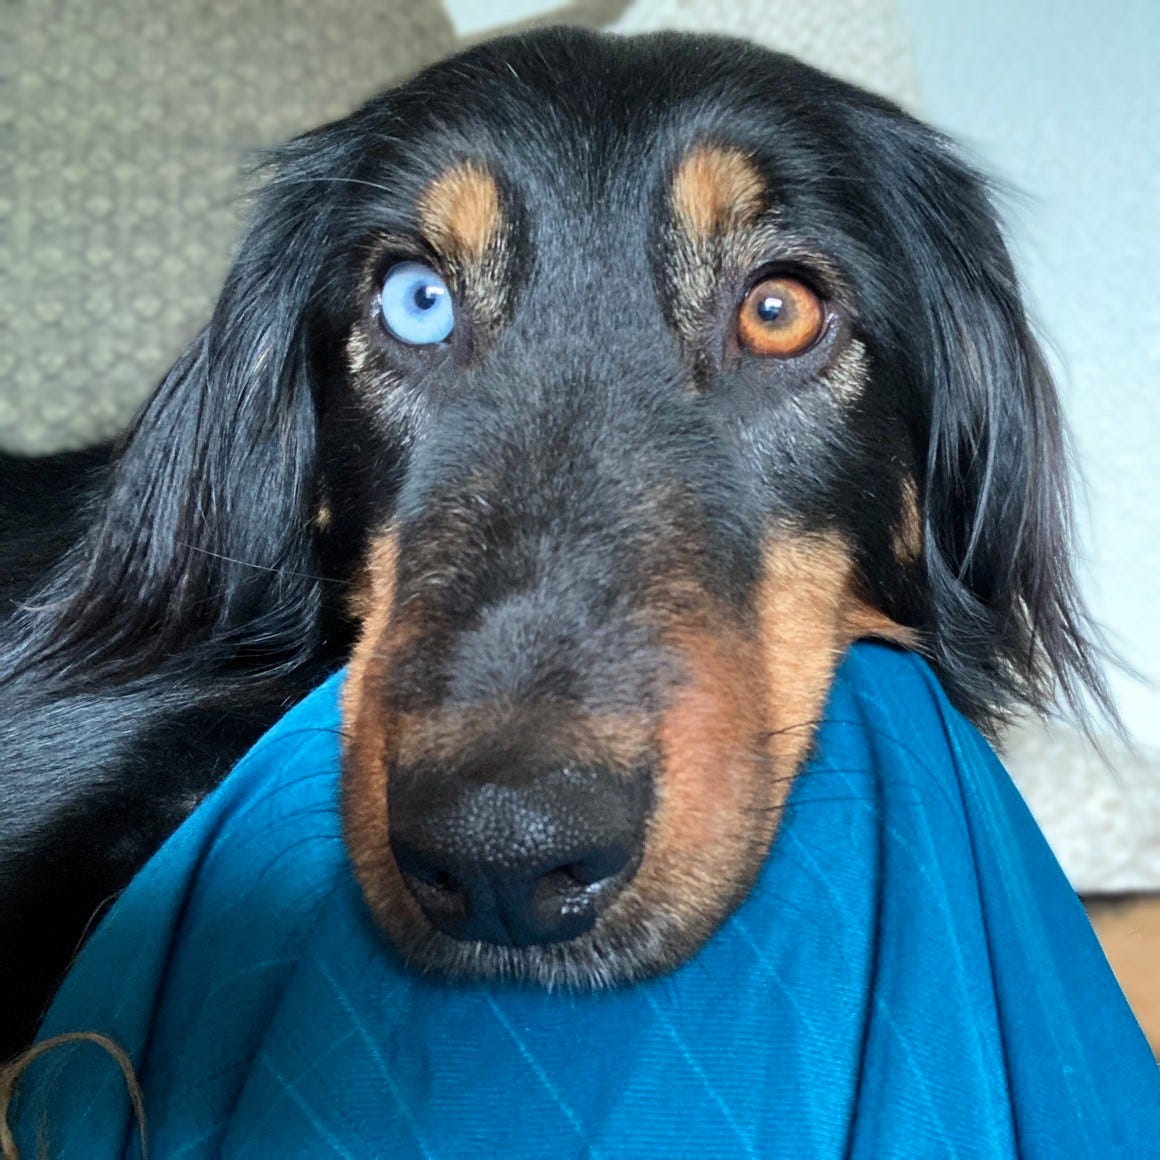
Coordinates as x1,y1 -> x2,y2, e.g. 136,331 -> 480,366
408,872 -> 466,906
538,866 -> 586,897
415,866 -> 461,900
406,859 -> 457,893
393,845 -> 471,925
562,863 -> 597,888
565,844 -> 633,886
531,847 -> 635,926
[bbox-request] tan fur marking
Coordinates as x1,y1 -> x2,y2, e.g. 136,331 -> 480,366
666,145 -> 774,349
346,326 -> 372,376
892,474 -> 923,564
636,622 -> 774,926
671,145 -> 766,241
419,162 -> 502,262
341,532 -> 400,710
340,530 -> 423,927
758,532 -> 915,775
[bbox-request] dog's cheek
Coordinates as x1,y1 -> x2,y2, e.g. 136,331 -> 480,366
757,530 -> 916,775
619,544 -> 870,950
756,533 -> 852,777
619,532 -> 865,938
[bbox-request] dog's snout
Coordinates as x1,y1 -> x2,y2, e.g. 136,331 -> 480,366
389,765 -> 648,947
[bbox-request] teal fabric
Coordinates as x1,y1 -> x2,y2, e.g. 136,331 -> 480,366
14,644 -> 1160,1157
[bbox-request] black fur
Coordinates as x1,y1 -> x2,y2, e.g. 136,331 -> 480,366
0,28 -> 1111,1057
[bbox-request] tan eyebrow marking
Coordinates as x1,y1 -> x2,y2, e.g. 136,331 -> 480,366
665,145 -> 774,352
671,145 -> 766,242
418,162 -> 503,262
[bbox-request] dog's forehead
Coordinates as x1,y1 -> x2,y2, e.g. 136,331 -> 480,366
372,34 -> 835,244
406,145 -> 742,294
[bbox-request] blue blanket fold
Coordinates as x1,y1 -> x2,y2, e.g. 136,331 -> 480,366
14,644 -> 1160,1157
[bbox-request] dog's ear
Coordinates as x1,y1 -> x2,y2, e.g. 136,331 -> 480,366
854,106 -> 1114,733
31,127 -> 363,684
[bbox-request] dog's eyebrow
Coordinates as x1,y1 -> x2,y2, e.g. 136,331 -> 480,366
670,145 -> 767,242
418,162 -> 503,263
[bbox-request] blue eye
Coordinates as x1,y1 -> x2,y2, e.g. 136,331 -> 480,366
379,262 -> 455,345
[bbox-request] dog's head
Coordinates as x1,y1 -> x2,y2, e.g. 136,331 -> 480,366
70,30 -> 1107,985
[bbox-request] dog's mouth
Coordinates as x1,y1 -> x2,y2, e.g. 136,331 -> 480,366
338,527 -> 911,987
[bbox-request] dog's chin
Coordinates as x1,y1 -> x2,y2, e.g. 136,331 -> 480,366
389,923 -> 695,991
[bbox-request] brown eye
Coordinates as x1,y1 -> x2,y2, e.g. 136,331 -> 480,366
737,276 -> 826,357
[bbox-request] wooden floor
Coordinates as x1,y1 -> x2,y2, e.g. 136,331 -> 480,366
1085,894 -> 1160,1057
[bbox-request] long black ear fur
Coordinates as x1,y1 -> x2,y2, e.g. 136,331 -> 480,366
6,126 -> 363,688
854,104 -> 1116,734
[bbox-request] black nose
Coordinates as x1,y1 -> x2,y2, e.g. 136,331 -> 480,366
388,764 -> 648,947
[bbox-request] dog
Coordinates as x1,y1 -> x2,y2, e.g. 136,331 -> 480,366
0,27 -> 1111,1059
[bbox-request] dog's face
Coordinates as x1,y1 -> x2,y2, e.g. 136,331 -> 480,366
81,29 -> 1092,988
325,34 -> 926,986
